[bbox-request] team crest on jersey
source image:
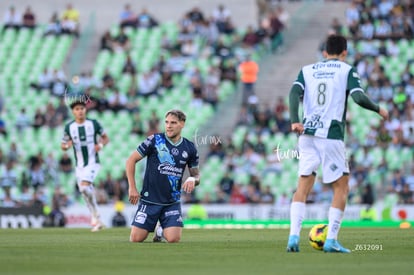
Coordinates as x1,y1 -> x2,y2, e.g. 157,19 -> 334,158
182,151 -> 188,158
171,148 -> 179,156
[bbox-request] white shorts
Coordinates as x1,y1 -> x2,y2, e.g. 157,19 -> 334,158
298,135 -> 349,183
75,164 -> 101,186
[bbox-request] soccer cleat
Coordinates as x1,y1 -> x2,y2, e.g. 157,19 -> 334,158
286,235 -> 300,252
323,239 -> 351,253
91,220 -> 105,232
153,223 -> 166,242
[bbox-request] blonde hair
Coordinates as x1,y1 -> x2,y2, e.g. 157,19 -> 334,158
165,109 -> 186,122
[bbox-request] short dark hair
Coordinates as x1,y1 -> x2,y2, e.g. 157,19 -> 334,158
165,109 -> 186,122
325,34 -> 347,55
70,100 -> 86,109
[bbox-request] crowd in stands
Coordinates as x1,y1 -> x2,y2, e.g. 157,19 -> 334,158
0,2 -> 287,209
191,0 -> 414,206
2,1 -> 413,211
3,4 -> 80,36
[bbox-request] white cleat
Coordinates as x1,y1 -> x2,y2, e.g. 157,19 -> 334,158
91,221 -> 105,232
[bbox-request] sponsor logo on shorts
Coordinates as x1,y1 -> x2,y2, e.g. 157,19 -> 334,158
330,164 -> 338,171
165,210 -> 180,217
134,211 -> 147,224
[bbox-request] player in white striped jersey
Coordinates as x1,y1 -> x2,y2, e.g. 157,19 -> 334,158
61,99 -> 109,232
286,35 -> 388,253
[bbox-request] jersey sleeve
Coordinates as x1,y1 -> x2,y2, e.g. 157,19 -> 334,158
93,119 -> 105,136
137,135 -> 155,157
289,70 -> 305,124
347,67 -> 364,94
62,123 -> 71,143
187,143 -> 199,168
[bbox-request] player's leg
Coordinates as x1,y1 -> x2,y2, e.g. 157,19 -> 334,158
158,203 -> 184,243
130,201 -> 159,242
287,135 -> 320,252
130,226 -> 150,242
77,165 -> 103,231
318,139 -> 351,253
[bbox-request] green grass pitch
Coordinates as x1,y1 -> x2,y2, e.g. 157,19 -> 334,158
0,227 -> 412,275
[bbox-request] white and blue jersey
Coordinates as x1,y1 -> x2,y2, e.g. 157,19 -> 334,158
137,133 -> 199,205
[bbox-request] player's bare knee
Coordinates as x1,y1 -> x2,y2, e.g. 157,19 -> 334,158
165,236 -> 181,243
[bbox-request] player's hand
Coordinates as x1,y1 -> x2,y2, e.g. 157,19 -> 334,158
379,107 -> 389,120
63,140 -> 73,150
94,143 -> 104,152
291,123 -> 304,134
182,177 -> 196,193
128,187 -> 140,205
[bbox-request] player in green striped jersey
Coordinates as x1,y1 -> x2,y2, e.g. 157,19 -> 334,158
286,35 -> 388,253
61,99 -> 109,232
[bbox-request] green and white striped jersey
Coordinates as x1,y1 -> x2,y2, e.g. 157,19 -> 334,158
293,59 -> 363,140
62,119 -> 105,167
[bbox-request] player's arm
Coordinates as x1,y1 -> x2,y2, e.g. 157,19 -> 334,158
350,90 -> 389,120
182,167 -> 200,193
95,133 -> 110,152
289,82 -> 304,134
61,132 -> 72,151
126,150 -> 143,205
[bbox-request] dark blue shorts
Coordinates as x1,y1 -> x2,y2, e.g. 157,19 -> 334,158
131,200 -> 183,232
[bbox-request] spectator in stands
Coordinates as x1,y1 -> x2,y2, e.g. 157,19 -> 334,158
391,169 -> 406,192
166,50 -> 188,74
7,142 -> 20,165
3,6 -> 21,30
119,4 -> 137,28
360,184 -> 375,205
59,152 -> 73,174
100,30 -> 114,52
1,160 -> 17,194
51,69 -> 67,97
219,169 -> 234,196
15,108 -> 31,134
229,184 -> 247,204
137,70 -> 160,98
261,185 -> 275,204
0,117 -> 7,137
211,4 -> 231,33
242,25 -> 260,49
159,69 -> 174,93
55,97 -> 69,121
214,38 -> 233,61
61,15 -> 79,37
44,102 -> 58,128
219,58 -> 237,84
22,6 -> 36,29
245,182 -> 261,204
61,3 -> 80,35
30,68 -> 54,92
190,78 -> 204,108
398,184 -> 413,204
136,8 -> 158,28
28,152 -> 45,191
180,39 -> 198,58
32,108 -> 46,131
107,89 -> 128,112
122,54 -> 137,75
187,6 -> 205,24
44,12 -> 62,36
267,9 -> 285,52
102,68 -> 116,90
113,27 -> 130,52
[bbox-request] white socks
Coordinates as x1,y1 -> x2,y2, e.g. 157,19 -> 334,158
326,207 -> 343,240
289,202 -> 306,236
80,185 -> 99,218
